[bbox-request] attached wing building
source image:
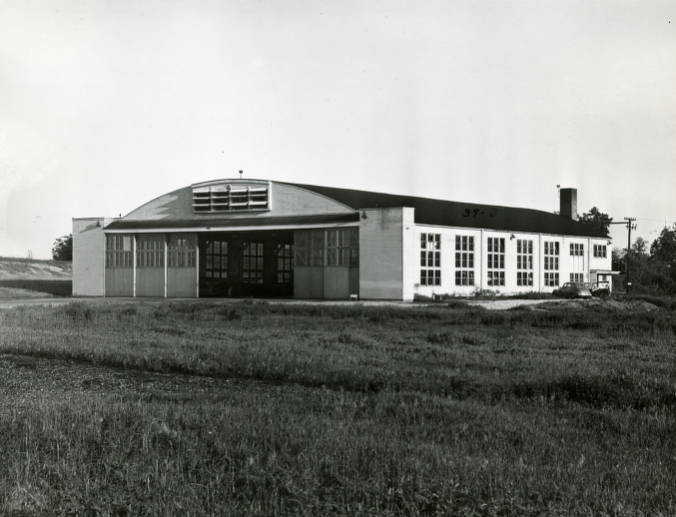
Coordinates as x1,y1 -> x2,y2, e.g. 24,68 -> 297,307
72,179 -> 613,300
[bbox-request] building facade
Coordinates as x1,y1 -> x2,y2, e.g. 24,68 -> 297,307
72,179 -> 613,300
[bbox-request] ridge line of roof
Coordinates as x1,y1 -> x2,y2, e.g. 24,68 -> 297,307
279,180 -> 556,216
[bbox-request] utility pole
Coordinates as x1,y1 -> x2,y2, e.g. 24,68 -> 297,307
609,217 -> 637,293
624,217 -> 636,293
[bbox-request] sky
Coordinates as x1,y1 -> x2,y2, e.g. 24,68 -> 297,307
1,0 -> 674,258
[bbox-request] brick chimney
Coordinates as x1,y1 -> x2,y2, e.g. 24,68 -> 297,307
559,188 -> 578,220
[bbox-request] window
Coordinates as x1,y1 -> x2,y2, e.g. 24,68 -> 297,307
294,230 -> 324,267
242,241 -> 264,284
516,239 -> 533,286
593,244 -> 607,258
192,182 -> 269,212
310,231 -> 324,266
204,239 -> 228,279
570,273 -> 584,283
168,234 -> 196,268
294,231 -> 310,267
105,235 -> 132,268
544,241 -> 560,287
296,229 -> 358,268
486,237 -> 505,286
137,236 -> 164,268
570,243 -> 584,256
544,273 -> 559,287
276,243 -> 293,284
420,233 -> 441,286
455,235 -> 474,286
327,228 -> 359,267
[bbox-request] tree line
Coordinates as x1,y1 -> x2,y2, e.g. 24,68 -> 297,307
579,207 -> 676,294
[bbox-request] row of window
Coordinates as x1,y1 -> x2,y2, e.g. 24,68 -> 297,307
106,235 -> 196,269
419,233 -> 594,287
295,228 -> 359,267
202,239 -> 293,284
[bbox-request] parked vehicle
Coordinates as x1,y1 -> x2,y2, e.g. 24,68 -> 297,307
553,282 -> 592,298
590,284 -> 610,298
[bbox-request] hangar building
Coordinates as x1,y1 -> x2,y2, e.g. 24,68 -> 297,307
72,178 -> 613,300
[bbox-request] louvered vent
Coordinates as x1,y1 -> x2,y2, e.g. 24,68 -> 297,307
192,182 -> 270,213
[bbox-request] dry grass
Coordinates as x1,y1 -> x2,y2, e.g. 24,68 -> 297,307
0,301 -> 674,515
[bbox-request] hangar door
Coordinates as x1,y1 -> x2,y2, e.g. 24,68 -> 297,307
198,231 -> 293,297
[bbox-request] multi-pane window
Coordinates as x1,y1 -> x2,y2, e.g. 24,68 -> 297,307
516,239 -> 533,286
570,273 -> 584,283
455,235 -> 475,286
486,237 -> 505,287
327,228 -> 359,267
593,244 -> 607,258
294,230 -> 324,267
570,243 -> 584,256
276,243 -> 293,284
294,232 -> 310,267
310,231 -> 324,266
544,241 -> 560,287
168,234 -> 196,268
137,236 -> 164,268
545,272 -> 559,287
105,235 -> 132,268
204,239 -> 228,279
242,241 -> 264,284
420,233 -> 441,286
296,229 -> 358,267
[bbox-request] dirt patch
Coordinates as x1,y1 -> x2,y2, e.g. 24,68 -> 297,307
0,287 -> 54,299
532,298 -> 662,312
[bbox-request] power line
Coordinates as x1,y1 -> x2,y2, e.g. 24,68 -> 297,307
609,218 -> 637,293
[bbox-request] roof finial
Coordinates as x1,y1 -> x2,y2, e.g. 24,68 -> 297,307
238,169 -> 243,179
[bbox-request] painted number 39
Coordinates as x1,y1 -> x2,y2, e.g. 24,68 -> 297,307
463,208 -> 494,218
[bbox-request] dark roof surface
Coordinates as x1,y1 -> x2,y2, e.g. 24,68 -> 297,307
105,213 -> 359,231
105,179 -> 606,238
282,182 -> 607,238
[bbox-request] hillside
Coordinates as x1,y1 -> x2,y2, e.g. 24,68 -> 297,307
0,257 -> 72,297
0,256 -> 72,280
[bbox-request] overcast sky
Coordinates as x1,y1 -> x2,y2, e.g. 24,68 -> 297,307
1,0 -> 674,258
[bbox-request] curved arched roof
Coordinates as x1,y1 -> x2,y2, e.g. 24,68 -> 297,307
105,178 -> 607,238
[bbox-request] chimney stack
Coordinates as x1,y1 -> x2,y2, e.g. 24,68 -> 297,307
559,188 -> 578,220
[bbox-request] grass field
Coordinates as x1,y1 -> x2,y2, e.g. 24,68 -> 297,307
0,301 -> 674,516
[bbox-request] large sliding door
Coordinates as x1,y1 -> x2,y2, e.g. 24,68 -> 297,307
198,231 -> 293,297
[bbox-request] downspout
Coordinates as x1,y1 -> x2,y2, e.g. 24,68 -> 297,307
479,228 -> 484,292
132,234 -> 137,298
538,233 -> 542,293
163,234 -> 168,298
102,225 -> 106,298
195,237 -> 200,298
401,210 -> 405,301
582,237 -> 591,282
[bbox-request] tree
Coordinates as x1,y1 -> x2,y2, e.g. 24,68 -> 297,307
648,224 -> 676,293
579,207 -> 612,237
612,247 -> 625,273
52,234 -> 73,261
632,237 -> 648,255
650,225 -> 676,264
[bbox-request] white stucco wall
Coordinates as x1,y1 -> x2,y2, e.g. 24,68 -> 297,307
408,223 -> 614,297
72,217 -> 107,296
358,207 -> 406,299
